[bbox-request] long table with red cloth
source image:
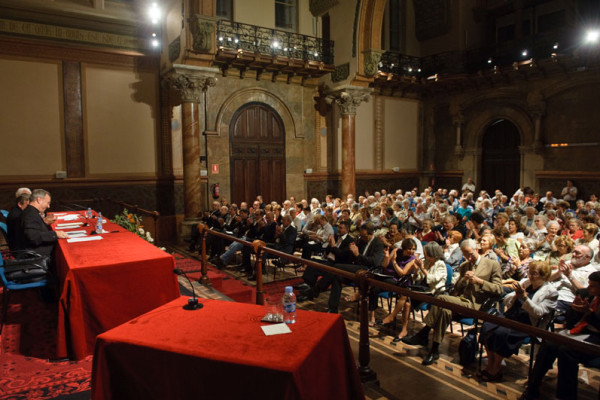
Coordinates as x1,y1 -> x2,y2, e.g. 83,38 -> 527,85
91,296 -> 365,400
52,211 -> 180,360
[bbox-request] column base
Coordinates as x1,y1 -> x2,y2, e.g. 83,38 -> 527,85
358,366 -> 379,384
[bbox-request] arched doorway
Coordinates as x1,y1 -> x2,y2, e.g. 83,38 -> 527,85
230,103 -> 286,205
481,119 -> 521,195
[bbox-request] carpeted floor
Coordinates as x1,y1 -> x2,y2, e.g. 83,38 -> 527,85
0,289 -> 93,400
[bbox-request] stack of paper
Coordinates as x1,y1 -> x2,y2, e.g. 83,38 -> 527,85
66,230 -> 87,238
56,222 -> 83,229
57,214 -> 80,221
67,236 -> 103,243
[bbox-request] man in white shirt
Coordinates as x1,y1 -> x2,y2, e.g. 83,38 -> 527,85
462,178 -> 475,193
551,245 -> 596,319
540,191 -> 557,206
300,215 -> 333,259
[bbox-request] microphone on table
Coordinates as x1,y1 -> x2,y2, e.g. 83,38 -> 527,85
173,268 -> 203,310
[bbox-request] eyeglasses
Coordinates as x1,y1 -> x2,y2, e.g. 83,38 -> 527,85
528,271 -> 540,277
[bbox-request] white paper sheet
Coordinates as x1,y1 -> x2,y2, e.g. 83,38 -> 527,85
57,214 -> 80,221
67,231 -> 88,238
56,223 -> 84,228
260,323 -> 292,336
67,236 -> 104,243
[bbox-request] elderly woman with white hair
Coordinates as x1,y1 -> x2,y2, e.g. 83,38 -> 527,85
533,220 -> 560,261
527,214 -> 547,241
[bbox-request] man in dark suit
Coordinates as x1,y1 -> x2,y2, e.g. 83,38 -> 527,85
336,222 -> 385,272
402,238 -> 502,365
17,189 -> 69,258
6,193 -> 30,250
296,220 -> 355,294
246,215 -> 298,281
272,215 -> 298,255
298,223 -> 385,313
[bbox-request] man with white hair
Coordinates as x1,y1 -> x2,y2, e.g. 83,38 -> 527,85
17,189 -> 69,257
15,187 -> 31,198
402,238 -> 502,365
281,200 -> 292,217
551,244 -> 597,319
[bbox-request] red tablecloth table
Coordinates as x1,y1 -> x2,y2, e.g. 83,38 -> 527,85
52,211 -> 180,360
91,296 -> 365,400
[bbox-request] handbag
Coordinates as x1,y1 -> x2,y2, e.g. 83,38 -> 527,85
3,251 -> 49,283
458,328 -> 478,366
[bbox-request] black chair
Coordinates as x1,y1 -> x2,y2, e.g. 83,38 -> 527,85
0,250 -> 50,334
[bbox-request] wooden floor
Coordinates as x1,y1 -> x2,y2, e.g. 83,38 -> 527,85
176,246 -> 600,400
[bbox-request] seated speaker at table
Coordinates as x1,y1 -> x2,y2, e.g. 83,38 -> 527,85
16,189 -> 69,258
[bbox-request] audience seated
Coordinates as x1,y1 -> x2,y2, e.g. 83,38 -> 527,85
521,271 -> 600,400
300,215 -> 333,259
186,180 -> 600,390
550,244 -> 596,321
368,239 -> 420,326
478,261 -> 557,382
383,242 -> 448,341
401,239 -> 502,365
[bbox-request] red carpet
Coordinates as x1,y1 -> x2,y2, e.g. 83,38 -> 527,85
0,289 -> 93,400
172,253 -> 304,304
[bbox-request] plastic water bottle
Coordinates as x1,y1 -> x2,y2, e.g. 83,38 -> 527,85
96,212 -> 103,233
282,286 -> 296,324
87,207 -> 93,219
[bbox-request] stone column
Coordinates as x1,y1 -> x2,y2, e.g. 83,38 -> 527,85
164,71 -> 216,219
373,95 -> 384,170
529,102 -> 545,154
327,88 -> 371,197
453,113 -> 465,159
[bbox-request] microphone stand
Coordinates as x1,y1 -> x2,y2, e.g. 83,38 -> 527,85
174,268 -> 203,310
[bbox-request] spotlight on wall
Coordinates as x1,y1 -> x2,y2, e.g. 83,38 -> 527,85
585,30 -> 600,44
487,57 -> 493,64
521,49 -> 528,57
553,42 -> 559,50
151,39 -> 160,48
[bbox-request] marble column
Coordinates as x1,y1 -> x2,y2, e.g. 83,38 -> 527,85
164,72 -> 216,219
453,113 -> 465,159
530,105 -> 545,154
327,88 -> 371,197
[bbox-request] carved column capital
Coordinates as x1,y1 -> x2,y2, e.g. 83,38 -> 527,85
362,49 -> 384,77
326,87 -> 372,115
163,71 -> 217,103
453,113 -> 464,126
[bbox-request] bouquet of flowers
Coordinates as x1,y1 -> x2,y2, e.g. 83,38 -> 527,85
112,208 -> 155,243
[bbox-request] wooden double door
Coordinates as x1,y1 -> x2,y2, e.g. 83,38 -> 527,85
481,119 -> 521,195
230,103 -> 286,205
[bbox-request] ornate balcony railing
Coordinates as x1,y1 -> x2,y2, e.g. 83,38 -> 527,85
379,30 -> 574,78
216,20 -> 334,65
